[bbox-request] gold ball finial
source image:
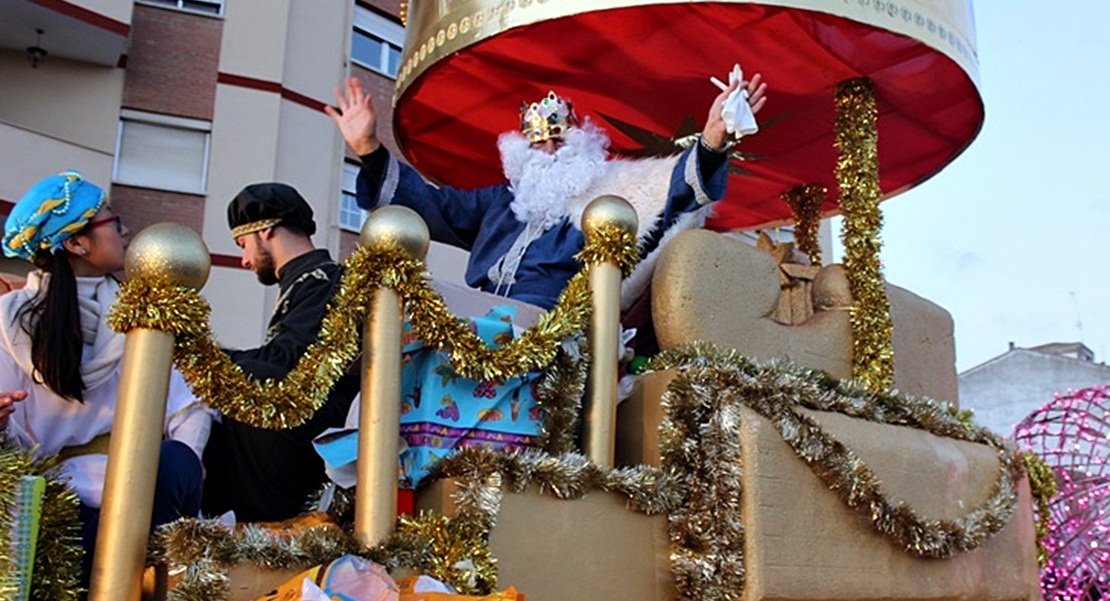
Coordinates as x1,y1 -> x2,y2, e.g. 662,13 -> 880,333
125,223 -> 211,290
581,195 -> 638,237
360,205 -> 430,260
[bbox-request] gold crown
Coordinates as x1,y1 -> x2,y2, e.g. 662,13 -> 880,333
520,91 -> 577,143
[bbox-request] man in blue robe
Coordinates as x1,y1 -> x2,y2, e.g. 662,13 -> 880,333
317,79 -> 768,491
327,77 -> 766,310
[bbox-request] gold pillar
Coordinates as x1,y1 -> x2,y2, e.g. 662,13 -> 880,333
835,78 -> 895,392
580,195 -> 638,468
355,206 -> 429,547
88,224 -> 210,601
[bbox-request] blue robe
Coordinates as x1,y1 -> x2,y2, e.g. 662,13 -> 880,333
340,141 -> 731,487
357,142 -> 729,310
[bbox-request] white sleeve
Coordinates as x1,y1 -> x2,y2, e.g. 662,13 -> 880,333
0,347 -> 34,449
163,369 -> 212,460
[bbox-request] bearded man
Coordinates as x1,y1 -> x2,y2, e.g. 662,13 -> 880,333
202,184 -> 358,522
327,76 -> 766,310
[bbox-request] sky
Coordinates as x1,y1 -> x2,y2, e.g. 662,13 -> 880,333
832,1 -> 1110,373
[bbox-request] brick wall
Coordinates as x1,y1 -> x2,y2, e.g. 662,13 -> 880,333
362,0 -> 404,21
121,4 -> 222,120
109,184 -> 206,236
347,65 -> 401,161
339,230 -> 359,260
113,5 -> 220,242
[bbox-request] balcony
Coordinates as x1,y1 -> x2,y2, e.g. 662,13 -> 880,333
0,0 -> 131,67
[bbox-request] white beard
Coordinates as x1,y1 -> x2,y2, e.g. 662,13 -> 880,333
498,119 -> 611,229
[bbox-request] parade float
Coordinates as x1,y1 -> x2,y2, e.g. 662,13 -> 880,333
1,1 -> 1056,600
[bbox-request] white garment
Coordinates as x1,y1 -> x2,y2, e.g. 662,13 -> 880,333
0,272 -> 212,508
0,272 -> 125,392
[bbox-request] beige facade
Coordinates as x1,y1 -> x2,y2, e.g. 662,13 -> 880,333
0,0 -> 459,349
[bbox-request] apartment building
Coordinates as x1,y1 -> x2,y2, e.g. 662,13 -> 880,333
0,0 -> 457,348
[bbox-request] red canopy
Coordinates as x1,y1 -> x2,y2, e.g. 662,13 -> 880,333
394,2 -> 982,230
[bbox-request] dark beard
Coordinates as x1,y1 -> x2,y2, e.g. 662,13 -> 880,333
254,251 -> 278,286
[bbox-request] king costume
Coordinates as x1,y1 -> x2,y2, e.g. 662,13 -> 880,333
317,92 -> 734,490
356,141 -> 729,310
356,92 -> 731,310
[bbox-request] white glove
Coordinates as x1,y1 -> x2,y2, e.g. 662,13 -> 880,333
715,63 -> 759,139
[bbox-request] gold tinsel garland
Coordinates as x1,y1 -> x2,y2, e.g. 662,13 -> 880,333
152,347 -> 1020,601
1021,451 -> 1057,567
152,449 -> 677,600
0,446 -> 18,599
151,512 -> 491,601
651,343 -> 1023,561
108,225 -> 638,430
780,183 -> 827,265
656,366 -> 746,601
835,78 -> 895,392
533,338 -> 588,454
0,442 -> 84,601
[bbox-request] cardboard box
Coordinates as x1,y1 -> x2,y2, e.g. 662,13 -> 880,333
143,563 -> 304,601
651,230 -> 958,403
417,479 -> 674,601
738,405 -> 1041,601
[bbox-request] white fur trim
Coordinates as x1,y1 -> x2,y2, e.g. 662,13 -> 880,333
620,205 -> 712,310
683,148 -> 714,206
568,155 -> 680,241
379,153 -> 400,207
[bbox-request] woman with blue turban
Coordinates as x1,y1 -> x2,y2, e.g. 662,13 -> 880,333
0,170 -> 212,586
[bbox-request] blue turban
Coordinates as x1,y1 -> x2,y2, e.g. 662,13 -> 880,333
3,170 -> 106,261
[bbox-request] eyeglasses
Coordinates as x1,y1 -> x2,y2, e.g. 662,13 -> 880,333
87,215 -> 123,234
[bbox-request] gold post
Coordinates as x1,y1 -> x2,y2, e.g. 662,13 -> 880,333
88,224 -> 210,601
580,195 -> 638,468
355,206 -> 429,548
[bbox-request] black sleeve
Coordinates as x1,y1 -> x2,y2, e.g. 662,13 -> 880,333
359,147 -> 389,184
227,269 -> 340,380
696,139 -> 730,182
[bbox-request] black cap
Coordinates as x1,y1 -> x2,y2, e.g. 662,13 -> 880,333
227,182 -> 316,238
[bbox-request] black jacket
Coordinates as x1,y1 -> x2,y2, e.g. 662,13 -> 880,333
202,249 -> 358,522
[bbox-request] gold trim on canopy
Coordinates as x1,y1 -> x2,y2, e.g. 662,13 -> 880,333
395,0 -> 978,102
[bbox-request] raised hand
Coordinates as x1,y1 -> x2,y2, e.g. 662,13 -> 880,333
0,389 -> 27,431
325,77 -> 381,156
702,72 -> 768,150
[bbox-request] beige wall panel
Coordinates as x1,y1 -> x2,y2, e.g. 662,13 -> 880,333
205,85 -> 282,256
273,100 -> 344,253
77,0 -> 134,23
281,0 -> 349,99
77,0 -> 134,24
204,266 -> 275,350
0,51 -> 124,153
0,123 -> 113,202
218,0 -> 289,81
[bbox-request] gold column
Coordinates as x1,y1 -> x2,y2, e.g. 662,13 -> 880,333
88,224 -> 210,601
355,206 -> 429,547
835,78 -> 895,392
580,195 -> 638,468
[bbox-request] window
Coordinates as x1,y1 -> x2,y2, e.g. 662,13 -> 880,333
339,162 -> 369,232
137,0 -> 224,16
352,7 -> 404,78
113,109 -> 211,194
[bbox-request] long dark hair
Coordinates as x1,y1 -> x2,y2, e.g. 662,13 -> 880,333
14,247 -> 87,401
